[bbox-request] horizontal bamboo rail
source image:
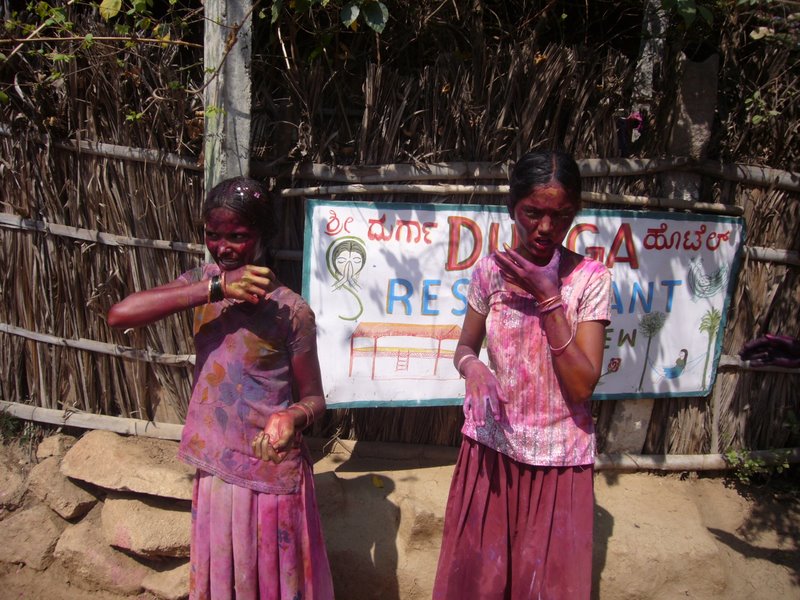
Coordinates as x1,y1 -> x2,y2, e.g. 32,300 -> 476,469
1,401 -> 184,440
2,213 -> 792,265
2,125 -> 798,192
0,213 -> 303,260
279,185 -> 744,216
3,322 -> 800,375
4,401 -> 799,473
0,323 -> 195,366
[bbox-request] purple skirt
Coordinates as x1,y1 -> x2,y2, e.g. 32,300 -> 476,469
189,461 -> 334,600
433,438 -> 594,600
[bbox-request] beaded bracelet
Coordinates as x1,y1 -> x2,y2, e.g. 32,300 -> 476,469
208,275 -> 224,303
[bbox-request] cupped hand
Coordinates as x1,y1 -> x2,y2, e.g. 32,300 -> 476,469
224,265 -> 276,304
494,244 -> 561,301
461,358 -> 508,427
251,410 -> 297,464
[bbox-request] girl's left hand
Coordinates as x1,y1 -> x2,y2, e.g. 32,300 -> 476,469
494,245 -> 561,301
251,411 -> 297,464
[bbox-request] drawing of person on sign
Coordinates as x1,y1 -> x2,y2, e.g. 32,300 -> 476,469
326,236 -> 367,321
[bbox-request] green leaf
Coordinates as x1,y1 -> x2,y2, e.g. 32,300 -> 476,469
676,0 -> 696,27
340,1 -> 359,28
362,1 -> 388,33
99,0 -> 122,20
49,52 -> 74,63
271,0 -> 282,24
0,91 -> 9,104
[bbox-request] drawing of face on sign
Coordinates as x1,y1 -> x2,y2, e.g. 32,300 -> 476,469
331,239 -> 366,290
325,237 -> 367,321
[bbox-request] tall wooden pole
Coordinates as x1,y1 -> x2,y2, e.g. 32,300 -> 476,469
204,0 -> 253,189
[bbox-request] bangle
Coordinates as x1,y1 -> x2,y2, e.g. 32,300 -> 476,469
456,354 -> 479,378
293,402 -> 315,429
539,301 -> 563,315
208,275 -> 224,303
220,271 -> 227,298
548,331 -> 574,355
538,294 -> 561,312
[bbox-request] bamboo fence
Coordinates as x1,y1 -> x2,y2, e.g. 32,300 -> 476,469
1,1 -> 798,453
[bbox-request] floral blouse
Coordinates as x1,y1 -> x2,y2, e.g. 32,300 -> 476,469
177,264 -> 316,494
461,252 -> 612,467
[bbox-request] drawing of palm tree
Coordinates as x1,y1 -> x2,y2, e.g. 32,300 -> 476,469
699,307 -> 722,389
637,311 -> 666,392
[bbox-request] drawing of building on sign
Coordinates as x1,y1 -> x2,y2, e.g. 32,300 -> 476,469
348,322 -> 462,380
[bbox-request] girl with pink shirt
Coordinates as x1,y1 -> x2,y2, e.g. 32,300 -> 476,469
434,151 -> 612,599
108,177 -> 334,600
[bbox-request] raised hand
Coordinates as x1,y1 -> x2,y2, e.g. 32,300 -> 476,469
223,265 -> 276,303
494,244 -> 561,301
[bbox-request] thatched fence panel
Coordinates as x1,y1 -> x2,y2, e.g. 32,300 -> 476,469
1,1 -> 798,453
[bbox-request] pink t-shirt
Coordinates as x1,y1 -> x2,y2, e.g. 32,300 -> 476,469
462,252 -> 612,467
177,264 -> 316,494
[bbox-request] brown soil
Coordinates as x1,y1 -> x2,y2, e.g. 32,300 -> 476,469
1,439 -> 798,600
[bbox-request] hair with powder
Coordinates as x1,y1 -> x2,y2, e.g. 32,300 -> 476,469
202,176 -> 277,266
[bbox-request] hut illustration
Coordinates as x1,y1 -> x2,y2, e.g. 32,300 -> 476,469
348,322 -> 462,380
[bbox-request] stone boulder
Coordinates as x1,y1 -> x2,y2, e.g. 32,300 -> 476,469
61,430 -> 194,500
36,433 -> 77,460
0,450 -> 27,510
101,492 -> 191,558
28,456 -> 98,520
54,506 -> 152,595
142,558 -> 190,600
0,504 -> 66,570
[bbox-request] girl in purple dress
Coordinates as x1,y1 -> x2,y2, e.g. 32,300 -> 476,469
434,151 -> 612,599
108,177 -> 334,600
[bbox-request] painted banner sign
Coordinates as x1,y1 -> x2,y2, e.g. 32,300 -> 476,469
302,200 -> 745,408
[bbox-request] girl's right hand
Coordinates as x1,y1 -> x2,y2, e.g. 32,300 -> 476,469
223,265 -> 276,303
461,358 -> 508,427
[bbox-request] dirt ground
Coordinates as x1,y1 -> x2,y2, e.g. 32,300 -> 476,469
1,438 -> 799,600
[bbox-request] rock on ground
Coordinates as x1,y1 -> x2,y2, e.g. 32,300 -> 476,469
36,433 -> 77,460
142,558 -> 190,600
101,492 -> 191,558
0,504 -> 67,570
28,456 -> 98,520
0,450 -> 27,510
60,430 -> 194,500
54,507 -> 153,595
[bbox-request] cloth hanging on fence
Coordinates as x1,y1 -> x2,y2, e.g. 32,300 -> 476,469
739,334 -> 800,368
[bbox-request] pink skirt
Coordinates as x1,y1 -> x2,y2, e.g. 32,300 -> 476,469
433,438 -> 594,600
189,462 -> 334,600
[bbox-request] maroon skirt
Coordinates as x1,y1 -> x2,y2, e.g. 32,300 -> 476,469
433,438 -> 594,600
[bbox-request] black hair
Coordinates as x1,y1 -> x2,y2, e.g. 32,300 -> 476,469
507,150 -> 582,216
202,176 -> 276,266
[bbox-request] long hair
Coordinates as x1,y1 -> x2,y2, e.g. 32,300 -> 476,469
507,150 -> 582,216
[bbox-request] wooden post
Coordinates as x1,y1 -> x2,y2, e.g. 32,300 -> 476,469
204,0 -> 253,188
605,0 -> 668,454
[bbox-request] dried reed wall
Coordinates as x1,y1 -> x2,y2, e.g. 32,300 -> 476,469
1,1 -> 798,453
